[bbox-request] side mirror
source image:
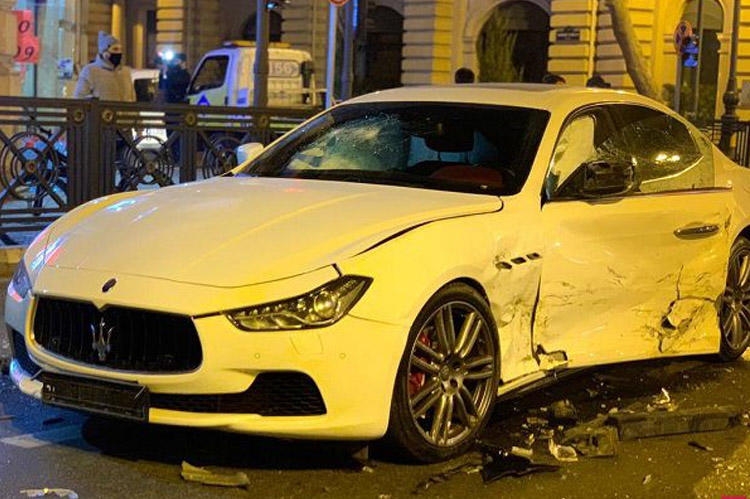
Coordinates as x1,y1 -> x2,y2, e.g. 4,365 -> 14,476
580,159 -> 635,197
235,142 -> 264,165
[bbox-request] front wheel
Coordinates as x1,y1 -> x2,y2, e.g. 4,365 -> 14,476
385,283 -> 499,462
719,236 -> 750,361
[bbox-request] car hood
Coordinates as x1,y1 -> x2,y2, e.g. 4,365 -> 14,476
44,177 -> 502,287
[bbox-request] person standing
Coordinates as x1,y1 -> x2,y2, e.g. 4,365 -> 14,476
454,67 -> 475,84
165,53 -> 191,104
164,53 -> 191,163
74,31 -> 135,101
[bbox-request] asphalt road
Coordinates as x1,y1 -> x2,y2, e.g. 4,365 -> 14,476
2,274 -> 750,498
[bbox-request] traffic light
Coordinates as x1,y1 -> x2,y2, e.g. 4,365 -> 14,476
682,35 -> 699,68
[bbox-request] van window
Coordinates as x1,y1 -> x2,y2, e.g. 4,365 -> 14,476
188,55 -> 229,93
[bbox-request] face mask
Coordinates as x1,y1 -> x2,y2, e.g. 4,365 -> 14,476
109,53 -> 122,67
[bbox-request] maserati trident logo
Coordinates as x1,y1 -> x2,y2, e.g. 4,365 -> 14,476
91,317 -> 114,362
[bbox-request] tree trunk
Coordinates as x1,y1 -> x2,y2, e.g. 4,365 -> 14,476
603,0 -> 660,100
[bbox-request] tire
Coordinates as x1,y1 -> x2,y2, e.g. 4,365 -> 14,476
385,283 -> 499,463
719,236 -> 750,361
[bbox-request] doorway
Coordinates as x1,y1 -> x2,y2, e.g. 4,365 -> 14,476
477,1 -> 550,83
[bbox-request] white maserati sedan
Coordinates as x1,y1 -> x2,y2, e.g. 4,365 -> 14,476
6,84 -> 750,462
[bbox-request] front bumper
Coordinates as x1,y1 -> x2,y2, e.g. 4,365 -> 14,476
6,267 -> 409,440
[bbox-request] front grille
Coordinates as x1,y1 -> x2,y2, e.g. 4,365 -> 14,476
151,372 -> 327,416
11,329 -> 41,376
33,297 -> 202,373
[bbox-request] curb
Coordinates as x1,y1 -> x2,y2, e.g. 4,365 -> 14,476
0,246 -> 24,279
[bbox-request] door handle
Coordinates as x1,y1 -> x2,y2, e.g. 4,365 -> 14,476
674,223 -> 720,239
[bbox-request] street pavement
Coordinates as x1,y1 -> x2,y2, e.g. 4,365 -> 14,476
2,255 -> 750,497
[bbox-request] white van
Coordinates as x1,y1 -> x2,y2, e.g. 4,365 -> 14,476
187,41 -> 320,108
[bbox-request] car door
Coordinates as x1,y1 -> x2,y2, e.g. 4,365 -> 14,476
533,104 -> 731,367
187,53 -> 232,106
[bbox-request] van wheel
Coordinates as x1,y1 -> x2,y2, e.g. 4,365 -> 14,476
386,283 -> 499,463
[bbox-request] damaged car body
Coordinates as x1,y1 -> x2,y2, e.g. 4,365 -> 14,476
6,84 -> 750,463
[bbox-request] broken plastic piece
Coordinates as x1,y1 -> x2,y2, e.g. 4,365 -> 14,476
607,405 -> 739,440
180,461 -> 250,488
562,419 -> 618,458
526,416 -> 549,427
510,446 -> 533,458
547,439 -> 578,462
642,474 -> 652,485
20,489 -> 78,499
479,443 -> 559,483
647,388 -> 676,412
414,462 -> 483,491
688,440 -> 714,452
548,399 -> 578,425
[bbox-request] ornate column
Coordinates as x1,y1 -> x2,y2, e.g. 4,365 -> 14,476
402,0 -> 454,85
0,0 -> 22,97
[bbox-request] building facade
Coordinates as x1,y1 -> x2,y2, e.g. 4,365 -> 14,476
0,0 -> 748,121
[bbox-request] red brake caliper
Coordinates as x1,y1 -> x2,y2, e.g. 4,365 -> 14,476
408,331 -> 431,397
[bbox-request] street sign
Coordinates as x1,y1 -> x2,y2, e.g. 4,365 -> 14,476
329,0 -> 349,6
556,26 -> 581,43
674,20 -> 693,53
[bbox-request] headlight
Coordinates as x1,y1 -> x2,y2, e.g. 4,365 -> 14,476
9,261 -> 31,301
227,275 -> 372,331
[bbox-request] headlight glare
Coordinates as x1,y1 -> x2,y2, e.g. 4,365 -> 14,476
228,275 -> 372,331
9,261 -> 31,300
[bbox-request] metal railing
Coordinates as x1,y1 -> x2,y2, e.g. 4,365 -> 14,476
0,96 -> 317,244
704,119 -> 750,166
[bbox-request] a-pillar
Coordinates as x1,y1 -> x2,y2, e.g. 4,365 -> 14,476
402,0 -> 455,85
0,0 -> 21,97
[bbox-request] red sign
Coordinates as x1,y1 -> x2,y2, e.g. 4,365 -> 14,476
13,10 -> 40,64
329,0 -> 350,6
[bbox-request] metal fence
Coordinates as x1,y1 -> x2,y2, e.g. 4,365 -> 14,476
703,120 -> 750,167
2,98 -> 750,246
0,96 -> 317,244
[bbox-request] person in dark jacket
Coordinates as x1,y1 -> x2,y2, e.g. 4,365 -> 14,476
165,53 -> 191,104
164,53 -> 191,164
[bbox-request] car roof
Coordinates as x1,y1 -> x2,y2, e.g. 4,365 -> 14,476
343,83 -> 666,116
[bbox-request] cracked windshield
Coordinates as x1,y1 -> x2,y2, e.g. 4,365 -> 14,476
243,103 -> 550,195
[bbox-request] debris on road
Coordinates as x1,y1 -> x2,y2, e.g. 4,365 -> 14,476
688,440 -> 714,452
479,443 -> 559,484
642,474 -> 653,485
413,462 -> 482,492
547,439 -> 578,462
510,445 -> 533,458
19,489 -> 78,498
180,461 -> 250,488
562,422 -> 619,458
546,399 -> 579,425
647,388 -> 677,412
607,405 -> 740,440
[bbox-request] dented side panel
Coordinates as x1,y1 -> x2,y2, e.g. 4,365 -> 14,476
535,190 -> 731,367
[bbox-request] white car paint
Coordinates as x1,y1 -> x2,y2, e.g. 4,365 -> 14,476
7,84 -> 750,460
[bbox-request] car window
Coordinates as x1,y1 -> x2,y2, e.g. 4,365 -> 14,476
547,114 -> 598,198
188,55 -> 229,94
607,104 -> 712,193
244,103 -> 550,196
